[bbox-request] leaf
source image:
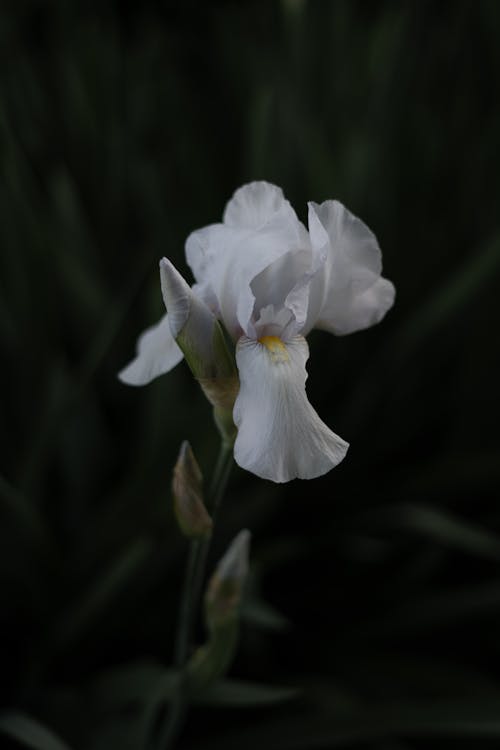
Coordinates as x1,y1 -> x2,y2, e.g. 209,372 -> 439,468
341,233 -> 500,431
342,653 -> 499,699
241,597 -> 290,631
399,503 -> 500,560
194,697 -> 500,749
0,474 -> 51,549
396,233 -> 500,357
56,538 -> 152,648
93,662 -> 177,706
0,713 -> 73,750
354,578 -> 500,639
360,501 -> 500,561
85,717 -> 146,750
241,568 -> 291,632
195,678 -> 299,707
92,663 -> 179,750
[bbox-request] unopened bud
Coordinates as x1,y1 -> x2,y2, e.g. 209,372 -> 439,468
160,259 -> 239,425
187,530 -> 251,690
205,529 -> 251,628
172,441 -> 212,539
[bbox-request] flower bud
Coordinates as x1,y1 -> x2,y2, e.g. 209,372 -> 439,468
172,441 -> 212,539
205,529 -> 251,629
186,530 -> 251,690
160,259 -> 239,426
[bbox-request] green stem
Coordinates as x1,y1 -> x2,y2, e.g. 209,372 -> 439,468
156,441 -> 233,750
189,442 -> 233,614
186,621 -> 239,692
172,541 -> 200,670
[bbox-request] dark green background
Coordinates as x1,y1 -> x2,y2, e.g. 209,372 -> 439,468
1,1 -> 500,748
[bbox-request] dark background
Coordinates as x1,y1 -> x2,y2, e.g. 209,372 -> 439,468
1,1 -> 500,748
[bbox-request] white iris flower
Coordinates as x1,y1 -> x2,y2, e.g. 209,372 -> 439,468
120,181 -> 395,483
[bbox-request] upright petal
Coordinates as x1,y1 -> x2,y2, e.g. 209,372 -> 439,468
185,201 -> 307,340
118,314 -> 183,386
310,199 -> 382,277
250,246 -> 312,337
223,181 -> 288,229
233,335 -> 349,482
306,200 -> 395,336
185,223 -> 249,330
185,223 -> 239,289
250,227 -> 327,337
186,181 -> 293,286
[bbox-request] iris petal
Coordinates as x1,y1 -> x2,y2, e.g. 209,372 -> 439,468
118,314 -> 183,386
185,189 -> 307,340
223,181 -> 288,229
233,335 -> 349,482
306,200 -> 395,335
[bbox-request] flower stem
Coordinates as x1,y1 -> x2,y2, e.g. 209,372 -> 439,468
189,441 -> 233,613
157,441 -> 233,750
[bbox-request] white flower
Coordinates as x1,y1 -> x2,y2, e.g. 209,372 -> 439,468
120,181 -> 395,483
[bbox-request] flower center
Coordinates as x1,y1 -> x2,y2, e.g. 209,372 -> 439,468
258,335 -> 289,363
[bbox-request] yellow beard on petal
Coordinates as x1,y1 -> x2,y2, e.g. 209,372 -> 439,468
258,335 -> 289,363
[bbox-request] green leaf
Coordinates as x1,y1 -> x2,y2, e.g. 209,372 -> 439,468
56,538 -> 152,648
92,664 -> 179,749
0,474 -> 51,549
396,233 -> 500,356
196,678 -> 299,707
241,597 -> 290,631
355,578 -> 500,638
241,569 -> 291,631
399,503 -> 500,560
0,713 -> 73,750
93,662 -> 177,706
195,697 -> 500,749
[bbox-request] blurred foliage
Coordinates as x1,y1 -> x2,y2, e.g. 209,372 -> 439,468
1,0 -> 500,748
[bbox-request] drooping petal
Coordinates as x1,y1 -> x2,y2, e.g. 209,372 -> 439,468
233,335 -> 349,482
118,313 -> 183,386
305,200 -> 395,335
222,181 -> 288,229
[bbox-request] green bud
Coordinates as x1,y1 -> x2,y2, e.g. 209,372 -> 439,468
160,258 -> 239,444
205,529 -> 251,629
187,530 -> 251,690
172,441 -> 212,539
